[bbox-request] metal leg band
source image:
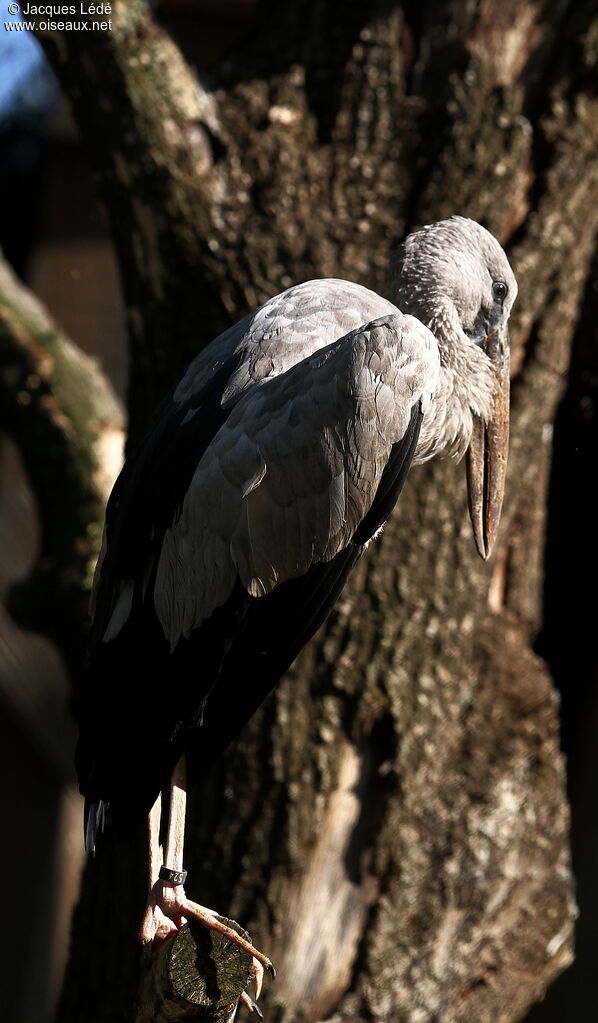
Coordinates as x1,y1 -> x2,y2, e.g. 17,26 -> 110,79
159,865 -> 187,885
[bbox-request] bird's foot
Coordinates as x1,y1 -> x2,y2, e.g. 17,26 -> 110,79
139,879 -> 275,1003
139,896 -> 180,950
180,893 -> 275,981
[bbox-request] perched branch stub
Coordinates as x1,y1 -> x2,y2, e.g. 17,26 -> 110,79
136,916 -> 253,1023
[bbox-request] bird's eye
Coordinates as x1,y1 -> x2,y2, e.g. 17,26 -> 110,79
492,281 -> 508,303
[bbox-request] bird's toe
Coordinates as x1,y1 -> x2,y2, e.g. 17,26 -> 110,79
239,991 -> 264,1018
251,957 -> 264,1000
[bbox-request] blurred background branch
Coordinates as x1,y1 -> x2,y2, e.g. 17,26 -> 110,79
0,251 -> 124,671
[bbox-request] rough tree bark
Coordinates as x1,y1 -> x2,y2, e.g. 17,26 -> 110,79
13,0 -> 597,1020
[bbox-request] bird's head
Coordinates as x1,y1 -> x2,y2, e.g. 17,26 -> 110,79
389,215 -> 518,560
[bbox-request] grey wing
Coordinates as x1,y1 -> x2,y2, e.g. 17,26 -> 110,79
155,312 -> 440,649
91,278 -> 397,645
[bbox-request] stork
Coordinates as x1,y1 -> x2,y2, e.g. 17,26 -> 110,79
77,216 -> 517,1012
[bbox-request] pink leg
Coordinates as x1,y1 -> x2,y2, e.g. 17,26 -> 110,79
139,755 -> 274,1001
139,791 -> 178,946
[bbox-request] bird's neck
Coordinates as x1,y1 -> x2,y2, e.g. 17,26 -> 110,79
410,297 -> 496,465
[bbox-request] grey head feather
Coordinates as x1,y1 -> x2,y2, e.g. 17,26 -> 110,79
390,216 -> 517,334
390,216 -> 517,462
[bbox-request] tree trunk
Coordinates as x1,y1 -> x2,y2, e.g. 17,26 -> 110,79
23,1 -> 598,1020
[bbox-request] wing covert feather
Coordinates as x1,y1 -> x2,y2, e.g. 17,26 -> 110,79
175,278 -> 397,407
92,279 -> 397,644
155,312 -> 438,648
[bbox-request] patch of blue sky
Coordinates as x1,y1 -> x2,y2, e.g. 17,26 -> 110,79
0,15 -> 58,127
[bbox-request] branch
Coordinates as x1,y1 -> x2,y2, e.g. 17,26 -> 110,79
136,919 -> 253,1023
0,252 -> 124,674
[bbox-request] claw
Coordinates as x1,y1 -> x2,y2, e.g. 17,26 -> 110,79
239,991 -> 264,1018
